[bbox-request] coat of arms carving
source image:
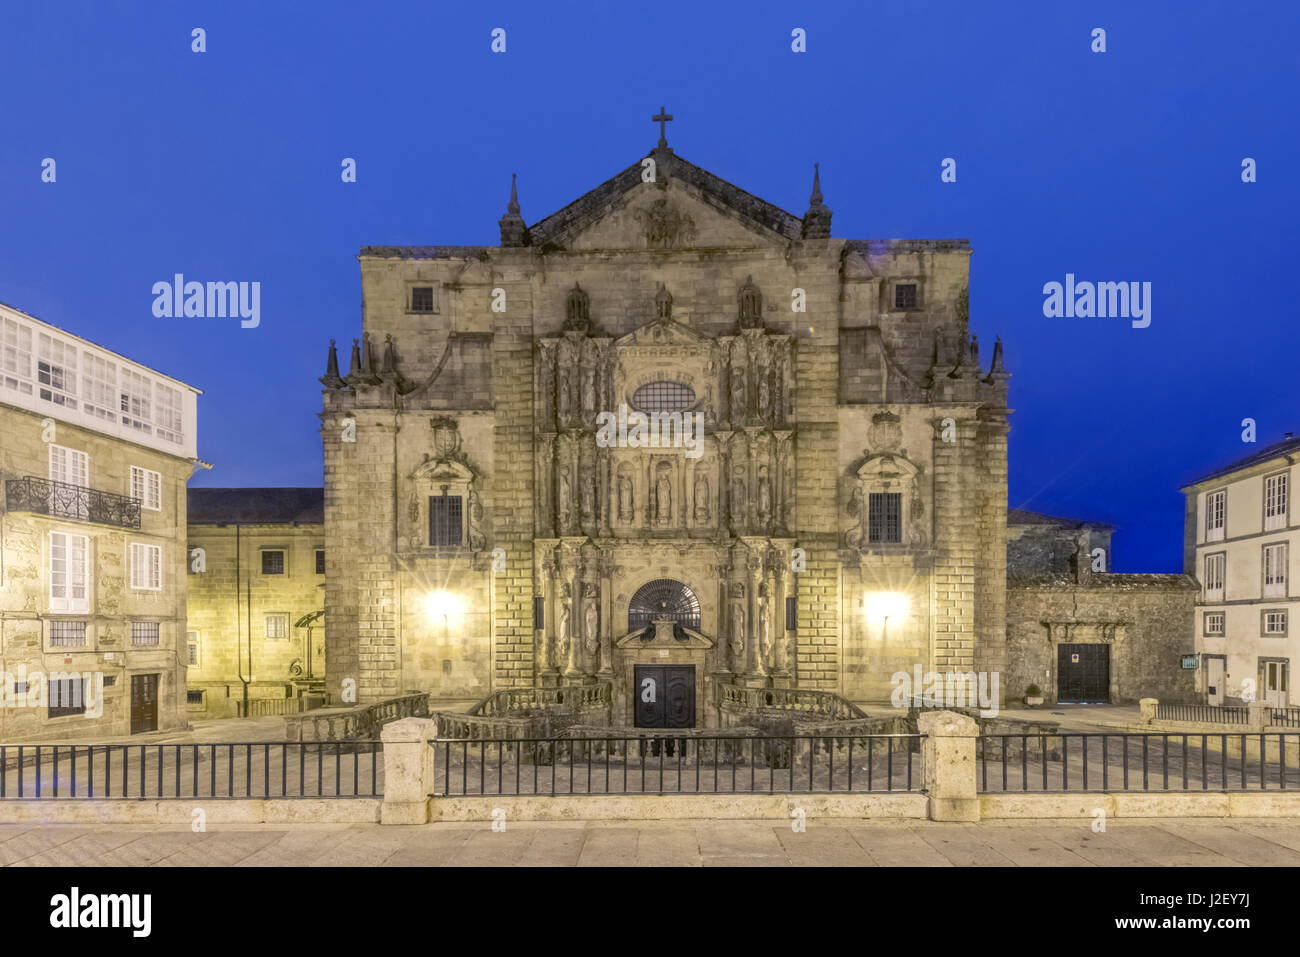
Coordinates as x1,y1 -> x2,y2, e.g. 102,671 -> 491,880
636,198 -> 696,249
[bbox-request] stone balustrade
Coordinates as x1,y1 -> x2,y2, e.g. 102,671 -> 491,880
468,682 -> 612,717
716,683 -> 866,720
284,693 -> 430,742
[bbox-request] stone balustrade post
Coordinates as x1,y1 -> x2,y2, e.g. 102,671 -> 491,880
1249,701 -> 1270,732
917,709 -> 980,822
1139,697 -> 1157,725
380,717 -> 438,825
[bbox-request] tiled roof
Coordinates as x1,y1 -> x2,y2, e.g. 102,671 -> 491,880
1182,433 -> 1300,488
188,488 -> 323,525
1007,508 -> 1114,530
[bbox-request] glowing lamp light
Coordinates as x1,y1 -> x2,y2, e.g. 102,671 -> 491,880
424,590 -> 464,622
865,591 -> 909,625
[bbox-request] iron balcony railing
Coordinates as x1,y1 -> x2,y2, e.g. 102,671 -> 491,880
1270,707 -> 1300,728
5,476 -> 141,529
977,732 -> 1300,793
429,732 -> 924,797
0,741 -> 383,799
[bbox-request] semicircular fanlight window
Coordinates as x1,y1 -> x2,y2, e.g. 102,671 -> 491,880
632,380 -> 695,413
627,579 -> 701,632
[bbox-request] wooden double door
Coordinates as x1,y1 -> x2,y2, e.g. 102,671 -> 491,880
633,665 -> 696,728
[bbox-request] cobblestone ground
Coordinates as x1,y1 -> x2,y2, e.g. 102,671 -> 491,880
4,819 -> 1300,866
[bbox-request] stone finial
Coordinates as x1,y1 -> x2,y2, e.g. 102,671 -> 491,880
345,337 -> 362,381
319,338 -> 344,389
564,283 -> 591,331
801,163 -> 832,239
346,334 -> 381,387
738,275 -> 762,328
985,336 -> 1009,382
381,333 -> 396,376
499,172 -> 530,247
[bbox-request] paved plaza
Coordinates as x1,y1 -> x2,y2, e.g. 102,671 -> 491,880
4,818 -> 1300,867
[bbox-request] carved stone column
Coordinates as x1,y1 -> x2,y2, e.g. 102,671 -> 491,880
597,550 -> 616,678
560,539 -> 584,680
770,538 -> 794,683
742,539 -> 767,682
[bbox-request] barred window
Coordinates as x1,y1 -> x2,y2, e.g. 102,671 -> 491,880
49,677 -> 87,718
315,549 -> 325,574
187,690 -> 205,705
261,549 -> 285,575
868,492 -> 902,543
411,286 -> 435,313
632,380 -> 695,413
1203,612 -> 1225,636
49,619 -> 87,647
187,630 -> 201,666
894,284 -> 918,309
131,620 -> 160,646
429,495 -> 463,546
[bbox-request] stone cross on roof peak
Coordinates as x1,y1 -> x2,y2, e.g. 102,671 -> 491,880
652,106 -> 673,148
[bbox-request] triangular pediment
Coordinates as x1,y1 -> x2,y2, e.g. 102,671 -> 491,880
528,151 -> 803,251
615,314 -> 713,349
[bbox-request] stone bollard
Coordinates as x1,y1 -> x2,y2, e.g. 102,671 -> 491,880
1139,698 -> 1158,725
1248,701 -> 1270,732
917,709 -> 980,822
380,717 -> 438,825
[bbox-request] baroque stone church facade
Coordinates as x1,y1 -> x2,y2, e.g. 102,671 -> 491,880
318,120 -> 1011,725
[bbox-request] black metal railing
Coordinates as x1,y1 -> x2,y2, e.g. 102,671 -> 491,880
0,741 -> 383,799
429,733 -> 924,796
977,733 -> 1300,792
5,476 -> 141,529
1155,703 -> 1249,725
1270,707 -> 1300,728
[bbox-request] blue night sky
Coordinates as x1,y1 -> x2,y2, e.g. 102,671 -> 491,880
2,1 -> 1294,572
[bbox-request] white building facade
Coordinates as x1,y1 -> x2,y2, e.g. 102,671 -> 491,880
1185,435 -> 1300,707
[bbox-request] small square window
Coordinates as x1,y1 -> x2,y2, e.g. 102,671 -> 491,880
1264,610 -> 1288,636
316,549 -> 325,575
261,550 -> 285,575
1204,612 -> 1225,636
894,283 -> 918,310
266,613 -> 289,640
411,286 -> 435,313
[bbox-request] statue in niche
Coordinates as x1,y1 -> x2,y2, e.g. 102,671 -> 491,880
557,362 -> 572,421
582,367 -> 596,417
729,599 -> 746,656
907,476 -> 928,546
582,585 -> 599,655
580,464 -> 595,522
466,488 -> 486,550
618,473 -> 634,523
844,485 -> 864,549
730,366 -> 746,421
731,467 -> 747,526
693,471 -> 710,522
757,465 -> 772,527
758,370 -> 771,420
758,586 -> 772,660
655,469 -> 673,527
558,466 -> 573,528
557,598 -> 571,661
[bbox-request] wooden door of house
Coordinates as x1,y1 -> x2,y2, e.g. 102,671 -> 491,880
1057,644 -> 1110,703
130,673 -> 159,734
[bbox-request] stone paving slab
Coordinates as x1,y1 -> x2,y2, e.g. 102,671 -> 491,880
1,818 -> 1299,866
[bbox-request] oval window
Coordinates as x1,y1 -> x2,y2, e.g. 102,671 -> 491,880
632,380 -> 695,413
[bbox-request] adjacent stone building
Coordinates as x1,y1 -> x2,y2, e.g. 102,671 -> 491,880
318,120 -> 1012,725
1005,509 -> 1198,705
185,488 -> 326,717
1185,434 -> 1300,707
0,301 -> 200,738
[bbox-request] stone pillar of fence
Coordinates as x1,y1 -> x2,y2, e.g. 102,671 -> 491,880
917,709 -> 980,822
380,717 -> 438,825
1248,701 -> 1269,732
1139,698 -> 1157,725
